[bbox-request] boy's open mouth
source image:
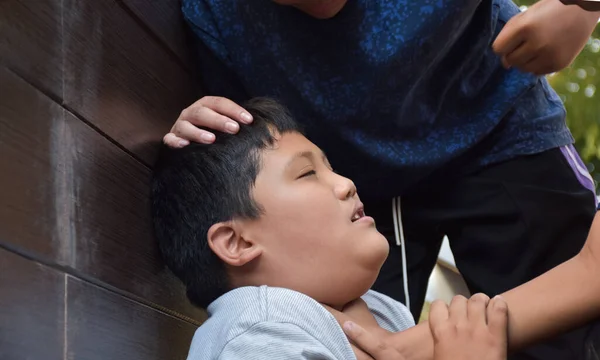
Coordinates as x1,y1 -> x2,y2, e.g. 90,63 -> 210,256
351,205 -> 366,222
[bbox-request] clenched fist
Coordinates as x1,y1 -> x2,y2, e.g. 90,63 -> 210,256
493,0 -> 599,75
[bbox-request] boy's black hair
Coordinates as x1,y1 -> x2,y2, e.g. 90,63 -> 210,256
151,98 -> 301,308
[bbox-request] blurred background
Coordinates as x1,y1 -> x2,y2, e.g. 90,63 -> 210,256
516,0 -> 600,192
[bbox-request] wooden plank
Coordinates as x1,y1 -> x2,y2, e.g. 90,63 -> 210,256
0,66 -> 205,321
62,108 -> 206,321
0,248 -> 65,360
0,0 -> 63,97
67,276 -> 197,360
121,0 -> 194,69
0,66 -> 70,264
63,0 -> 199,165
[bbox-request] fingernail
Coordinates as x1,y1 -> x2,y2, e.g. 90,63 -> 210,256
493,295 -> 504,300
225,122 -> 239,133
201,133 -> 215,142
240,112 -> 253,123
178,139 -> 190,147
343,321 -> 354,332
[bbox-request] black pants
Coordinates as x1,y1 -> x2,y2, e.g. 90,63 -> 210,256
370,146 -> 598,360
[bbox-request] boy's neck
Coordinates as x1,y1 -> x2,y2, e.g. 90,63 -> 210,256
321,298 -> 380,329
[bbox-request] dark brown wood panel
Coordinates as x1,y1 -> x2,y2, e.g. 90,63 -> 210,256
0,248 -> 65,360
0,0 -> 63,97
0,65 -> 205,321
0,67 -> 70,264
63,109 -> 206,322
121,0 -> 194,69
63,0 -> 199,165
67,275 -> 197,360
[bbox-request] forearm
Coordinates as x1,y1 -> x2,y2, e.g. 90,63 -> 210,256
390,212 -> 600,359
502,212 -> 600,350
552,0 -> 600,26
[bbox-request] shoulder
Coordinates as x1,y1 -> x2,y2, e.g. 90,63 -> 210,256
216,322 -> 340,360
362,290 -> 416,332
188,286 -> 355,359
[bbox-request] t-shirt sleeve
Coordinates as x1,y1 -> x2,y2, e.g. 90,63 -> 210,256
217,322 -> 340,360
363,290 -> 415,333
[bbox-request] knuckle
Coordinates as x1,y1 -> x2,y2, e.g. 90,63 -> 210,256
171,123 -> 182,136
218,115 -> 232,129
433,322 -> 456,338
172,121 -> 190,137
199,95 -> 214,104
193,106 -> 206,119
520,20 -> 533,34
209,96 -> 222,108
178,109 -> 187,119
493,302 -> 509,315
376,341 -> 388,352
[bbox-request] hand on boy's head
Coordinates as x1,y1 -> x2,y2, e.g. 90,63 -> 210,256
429,294 -> 508,360
163,96 -> 253,148
492,0 -> 598,75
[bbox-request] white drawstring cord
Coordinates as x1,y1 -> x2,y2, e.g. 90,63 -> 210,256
392,197 -> 410,311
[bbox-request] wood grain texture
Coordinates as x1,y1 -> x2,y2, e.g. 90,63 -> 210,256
0,248 -> 65,360
62,108 -> 205,321
121,0 -> 194,69
0,0 -> 63,97
0,66 -> 205,321
67,275 -> 197,360
63,0 -> 199,165
0,66 -> 71,264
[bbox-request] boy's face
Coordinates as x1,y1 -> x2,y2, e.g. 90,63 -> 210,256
241,132 -> 389,307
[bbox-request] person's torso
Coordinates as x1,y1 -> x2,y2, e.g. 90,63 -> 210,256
183,0 -> 571,199
187,286 -> 415,359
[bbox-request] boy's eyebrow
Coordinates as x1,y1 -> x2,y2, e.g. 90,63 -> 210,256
286,150 -> 329,169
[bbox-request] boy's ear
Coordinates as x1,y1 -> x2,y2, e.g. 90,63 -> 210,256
207,221 -> 262,267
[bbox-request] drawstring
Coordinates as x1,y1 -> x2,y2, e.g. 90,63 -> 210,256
392,197 -> 410,311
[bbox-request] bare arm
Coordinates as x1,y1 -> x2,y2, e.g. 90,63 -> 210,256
501,211 -> 600,349
390,212 -> 600,359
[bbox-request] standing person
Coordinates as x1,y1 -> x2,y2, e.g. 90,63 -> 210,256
164,1 -> 600,358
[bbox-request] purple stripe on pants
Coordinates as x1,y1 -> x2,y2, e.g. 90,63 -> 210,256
560,144 -> 598,206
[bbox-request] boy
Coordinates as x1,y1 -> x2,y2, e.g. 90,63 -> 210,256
152,98 -> 509,359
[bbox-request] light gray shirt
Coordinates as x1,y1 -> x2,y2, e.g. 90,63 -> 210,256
187,286 -> 415,360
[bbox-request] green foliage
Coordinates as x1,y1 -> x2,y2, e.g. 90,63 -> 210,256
512,0 -> 600,190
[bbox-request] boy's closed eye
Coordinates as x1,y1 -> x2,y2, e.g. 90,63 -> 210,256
297,169 -> 317,179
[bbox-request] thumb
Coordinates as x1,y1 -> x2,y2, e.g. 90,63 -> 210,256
492,13 -> 525,56
343,322 -> 405,360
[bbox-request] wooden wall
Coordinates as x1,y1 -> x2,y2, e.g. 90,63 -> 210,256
0,1 -> 206,359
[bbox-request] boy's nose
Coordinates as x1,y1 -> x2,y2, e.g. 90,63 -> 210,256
334,175 -> 357,200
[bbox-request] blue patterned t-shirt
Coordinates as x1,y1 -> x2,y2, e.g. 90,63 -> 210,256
182,0 -> 573,200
